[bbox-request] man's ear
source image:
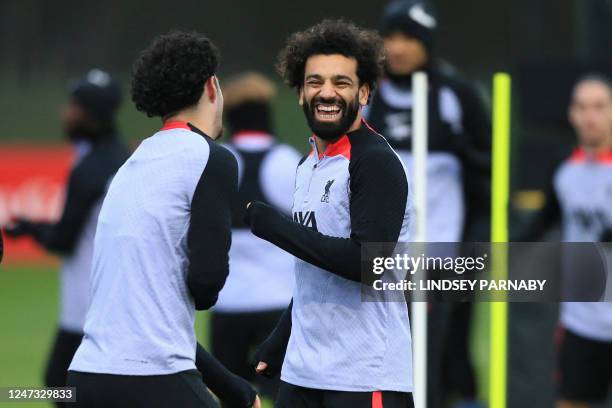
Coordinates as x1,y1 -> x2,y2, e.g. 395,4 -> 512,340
205,76 -> 218,103
298,88 -> 304,106
359,84 -> 370,106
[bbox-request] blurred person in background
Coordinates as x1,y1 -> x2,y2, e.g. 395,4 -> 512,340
211,72 -> 300,403
517,74 -> 612,408
365,1 -> 491,407
4,68 -> 129,407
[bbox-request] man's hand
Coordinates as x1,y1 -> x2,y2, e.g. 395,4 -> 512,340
252,395 -> 262,408
252,344 -> 280,379
243,201 -> 284,238
255,362 -> 268,375
250,323 -> 289,378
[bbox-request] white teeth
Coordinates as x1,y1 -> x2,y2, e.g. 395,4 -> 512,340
316,105 -> 341,113
315,104 -> 341,120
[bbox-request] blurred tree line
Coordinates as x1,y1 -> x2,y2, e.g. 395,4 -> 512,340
4,0 -> 605,82
0,0 -> 609,149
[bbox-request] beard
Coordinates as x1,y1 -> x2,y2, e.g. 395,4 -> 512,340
64,119 -> 107,142
302,94 -> 360,141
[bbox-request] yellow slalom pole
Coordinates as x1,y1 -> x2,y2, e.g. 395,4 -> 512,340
489,73 -> 511,408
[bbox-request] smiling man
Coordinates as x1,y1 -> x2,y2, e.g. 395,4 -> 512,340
244,20 -> 414,408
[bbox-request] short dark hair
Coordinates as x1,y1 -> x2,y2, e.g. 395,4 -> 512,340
277,19 -> 385,97
574,73 -> 612,97
131,30 -> 220,118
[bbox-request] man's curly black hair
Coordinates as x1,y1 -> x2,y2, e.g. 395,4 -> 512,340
131,30 -> 220,118
277,19 -> 385,97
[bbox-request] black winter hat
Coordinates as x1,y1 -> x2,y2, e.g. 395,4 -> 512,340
69,69 -> 122,123
380,0 -> 438,52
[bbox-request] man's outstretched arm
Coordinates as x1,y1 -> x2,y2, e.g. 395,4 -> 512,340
5,161 -> 102,255
245,146 -> 408,284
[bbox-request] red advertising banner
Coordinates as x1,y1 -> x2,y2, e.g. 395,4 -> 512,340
0,144 -> 74,265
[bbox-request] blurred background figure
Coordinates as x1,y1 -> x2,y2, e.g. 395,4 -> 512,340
3,69 -> 129,407
211,72 -> 301,403
553,75 -> 612,408
516,74 -> 612,408
365,1 -> 491,407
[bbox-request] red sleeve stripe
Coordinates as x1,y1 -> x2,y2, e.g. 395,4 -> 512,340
372,391 -> 383,408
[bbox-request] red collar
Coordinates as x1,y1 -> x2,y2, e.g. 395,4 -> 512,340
307,119 -> 381,160
160,121 -> 191,131
569,147 -> 612,164
309,134 -> 351,160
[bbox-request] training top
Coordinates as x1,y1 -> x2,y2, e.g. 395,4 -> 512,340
247,120 -> 413,392
365,65 -> 491,241
69,121 -> 237,375
215,132 -> 301,312
554,148 -> 612,341
18,137 -> 128,333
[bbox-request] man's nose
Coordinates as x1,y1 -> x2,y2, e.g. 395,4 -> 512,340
319,82 -> 336,99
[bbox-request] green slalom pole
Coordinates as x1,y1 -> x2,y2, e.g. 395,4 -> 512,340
489,73 -> 511,408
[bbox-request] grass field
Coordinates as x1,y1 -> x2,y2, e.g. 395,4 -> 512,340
0,266 -> 59,407
0,265 -> 490,407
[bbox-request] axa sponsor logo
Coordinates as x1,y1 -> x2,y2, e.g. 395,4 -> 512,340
293,211 -> 318,231
571,208 -> 609,231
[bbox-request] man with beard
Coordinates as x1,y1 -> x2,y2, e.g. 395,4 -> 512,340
4,69 -> 130,407
244,20 -> 414,408
365,1 -> 492,407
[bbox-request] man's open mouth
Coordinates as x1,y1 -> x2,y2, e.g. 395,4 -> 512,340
315,103 -> 343,121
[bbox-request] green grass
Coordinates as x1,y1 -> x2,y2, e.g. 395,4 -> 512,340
0,266 -> 59,407
0,266 -> 488,408
472,301 -> 490,403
